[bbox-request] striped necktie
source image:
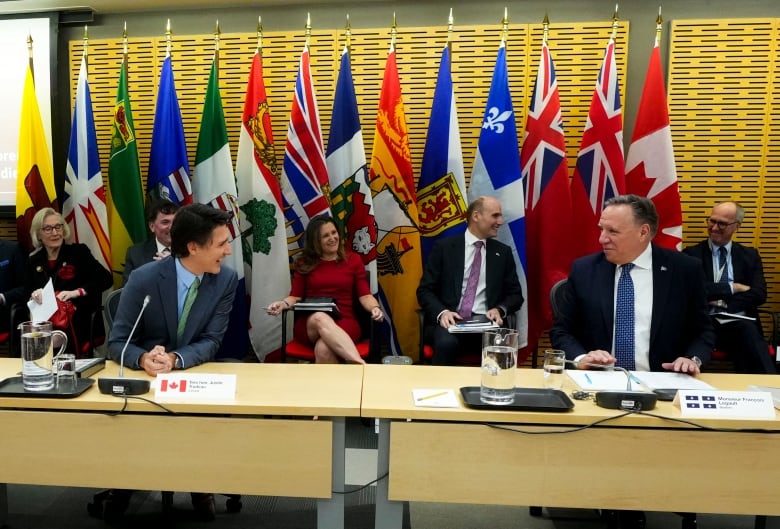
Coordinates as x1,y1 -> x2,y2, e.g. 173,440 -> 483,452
177,277 -> 200,344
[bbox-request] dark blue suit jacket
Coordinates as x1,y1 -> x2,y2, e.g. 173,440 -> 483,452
123,239 -> 158,286
108,257 -> 238,369
550,244 -> 714,370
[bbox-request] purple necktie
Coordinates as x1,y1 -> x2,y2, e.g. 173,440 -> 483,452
459,241 -> 483,319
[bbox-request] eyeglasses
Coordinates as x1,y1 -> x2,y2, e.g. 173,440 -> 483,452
41,223 -> 64,234
706,218 -> 739,230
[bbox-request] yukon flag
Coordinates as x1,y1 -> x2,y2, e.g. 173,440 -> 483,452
368,44 -> 423,359
625,38 -> 682,250
147,55 -> 192,205
16,60 -> 57,252
520,41 -> 573,359
107,55 -> 146,286
63,53 -> 110,272
326,45 -> 377,292
280,44 -> 331,258
468,41 -> 528,349
235,51 -> 289,361
570,34 -> 625,258
193,58 -> 247,360
417,44 -> 467,263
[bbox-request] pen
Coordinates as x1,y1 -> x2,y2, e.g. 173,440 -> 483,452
584,373 -> 593,384
417,390 -> 449,402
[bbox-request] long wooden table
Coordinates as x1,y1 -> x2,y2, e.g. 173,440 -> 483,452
362,365 -> 780,529
0,359 -> 364,529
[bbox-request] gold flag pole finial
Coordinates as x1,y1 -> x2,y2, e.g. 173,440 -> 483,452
345,14 -> 352,53
165,19 -> 172,57
391,12 -> 397,50
27,33 -> 34,78
447,7 -> 453,52
83,25 -> 89,59
256,16 -> 263,55
655,7 -> 663,45
305,12 -> 311,49
214,20 -> 220,70
542,13 -> 550,46
122,21 -> 128,56
501,7 -> 509,45
611,4 -> 620,41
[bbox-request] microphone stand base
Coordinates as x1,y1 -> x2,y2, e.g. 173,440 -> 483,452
98,378 -> 151,396
595,391 -> 657,411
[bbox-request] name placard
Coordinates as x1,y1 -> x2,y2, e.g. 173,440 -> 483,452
675,390 -> 776,420
155,373 -> 237,402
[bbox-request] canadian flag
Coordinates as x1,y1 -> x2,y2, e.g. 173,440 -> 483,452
160,379 -> 187,392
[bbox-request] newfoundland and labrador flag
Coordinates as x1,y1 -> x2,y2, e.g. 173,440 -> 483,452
193,58 -> 247,360
467,42 -> 528,349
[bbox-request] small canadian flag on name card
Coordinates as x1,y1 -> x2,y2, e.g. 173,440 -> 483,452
160,379 -> 187,393
155,373 -> 237,402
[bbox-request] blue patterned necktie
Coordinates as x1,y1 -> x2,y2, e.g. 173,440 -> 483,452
459,241 -> 483,319
718,246 -> 729,284
614,263 -> 635,370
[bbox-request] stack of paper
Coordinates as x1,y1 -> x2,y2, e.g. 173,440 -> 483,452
448,320 -> 498,334
567,370 -> 715,391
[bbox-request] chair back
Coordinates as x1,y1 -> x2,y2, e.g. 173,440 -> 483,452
103,288 -> 122,330
549,278 -> 570,321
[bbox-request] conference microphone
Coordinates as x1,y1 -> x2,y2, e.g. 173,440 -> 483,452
98,294 -> 152,396
563,359 -> 657,411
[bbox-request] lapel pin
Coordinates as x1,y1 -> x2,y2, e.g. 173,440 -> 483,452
660,266 -> 668,271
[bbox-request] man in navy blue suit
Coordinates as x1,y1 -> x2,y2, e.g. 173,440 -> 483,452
683,201 -> 776,374
122,199 -> 178,285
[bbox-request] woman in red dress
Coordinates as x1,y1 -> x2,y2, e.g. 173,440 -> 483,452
267,216 -> 383,363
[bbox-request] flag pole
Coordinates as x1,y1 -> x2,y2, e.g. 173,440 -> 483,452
655,7 -> 663,46
165,18 -> 172,57
305,12 -> 311,49
345,14 -> 351,54
82,25 -> 89,65
542,13 -> 549,46
214,20 -> 220,72
446,8 -> 453,54
611,4 -> 620,41
390,12 -> 397,50
501,7 -> 509,45
27,33 -> 34,82
256,17 -> 263,56
122,21 -> 128,67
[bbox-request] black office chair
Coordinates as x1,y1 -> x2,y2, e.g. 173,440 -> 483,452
103,287 -> 123,330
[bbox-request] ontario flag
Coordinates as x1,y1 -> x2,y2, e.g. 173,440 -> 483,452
468,41 -> 528,349
147,55 -> 192,205
16,59 -> 57,252
417,44 -> 467,264
570,35 -> 625,258
368,44 -> 423,359
193,57 -> 247,360
236,51 -> 289,361
625,38 -> 682,250
520,41 -> 573,357
326,45 -> 377,292
107,54 -> 146,287
63,51 -> 111,272
280,44 -> 331,259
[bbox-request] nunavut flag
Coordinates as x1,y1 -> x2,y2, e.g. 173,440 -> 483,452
625,38 -> 682,251
368,45 -> 423,359
16,61 -> 57,252
570,34 -> 625,258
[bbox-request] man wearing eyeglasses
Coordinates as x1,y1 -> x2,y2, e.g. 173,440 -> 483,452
683,201 -> 776,374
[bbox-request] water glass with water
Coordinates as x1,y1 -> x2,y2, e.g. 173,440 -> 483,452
20,321 -> 68,392
480,328 -> 519,405
55,352 -> 77,392
543,349 -> 566,390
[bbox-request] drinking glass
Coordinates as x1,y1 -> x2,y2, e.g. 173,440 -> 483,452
543,349 -> 566,390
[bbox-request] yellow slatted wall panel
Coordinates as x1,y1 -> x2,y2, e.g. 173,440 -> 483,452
669,19 -> 780,317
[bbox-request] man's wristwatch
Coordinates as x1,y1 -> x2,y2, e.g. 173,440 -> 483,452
688,356 -> 703,368
174,356 -> 182,369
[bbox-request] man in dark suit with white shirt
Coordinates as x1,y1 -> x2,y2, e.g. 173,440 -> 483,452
417,196 -> 524,365
683,201 -> 775,374
122,199 -> 178,285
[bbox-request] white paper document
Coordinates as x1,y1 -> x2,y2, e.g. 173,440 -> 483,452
632,371 -> 715,390
567,370 -> 713,392
566,370 -> 639,391
447,322 -> 498,333
27,278 -> 56,323
748,385 -> 780,410
412,389 -> 460,408
713,312 -> 756,324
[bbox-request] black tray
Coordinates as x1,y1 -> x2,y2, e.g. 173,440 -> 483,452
460,386 -> 574,412
0,376 -> 94,398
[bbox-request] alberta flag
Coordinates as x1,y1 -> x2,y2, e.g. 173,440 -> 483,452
520,41 -> 573,358
468,42 -> 528,348
417,45 -> 467,263
570,35 -> 624,258
280,45 -> 331,258
235,51 -> 289,361
107,55 -> 146,287
625,38 -> 682,251
63,52 -> 111,272
326,46 -> 377,292
148,55 -> 192,205
193,58 -> 247,360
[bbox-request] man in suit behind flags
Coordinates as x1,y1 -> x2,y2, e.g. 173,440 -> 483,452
122,199 -> 178,285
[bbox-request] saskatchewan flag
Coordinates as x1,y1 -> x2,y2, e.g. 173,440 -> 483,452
107,58 -> 145,286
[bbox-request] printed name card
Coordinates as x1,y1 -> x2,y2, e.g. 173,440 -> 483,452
155,373 -> 237,402
675,390 -> 776,420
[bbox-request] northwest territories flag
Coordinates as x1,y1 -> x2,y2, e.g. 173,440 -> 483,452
63,52 -> 110,272
417,45 -> 467,263
326,46 -> 377,292
147,55 -> 192,205
193,58 -> 247,360
235,51 -> 289,361
468,42 -> 528,348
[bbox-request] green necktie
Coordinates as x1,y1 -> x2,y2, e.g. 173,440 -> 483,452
177,277 -> 200,344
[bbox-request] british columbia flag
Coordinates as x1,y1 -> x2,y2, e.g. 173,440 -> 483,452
570,36 -> 625,258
